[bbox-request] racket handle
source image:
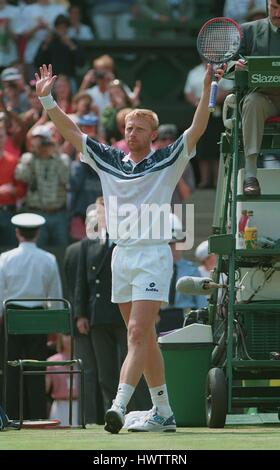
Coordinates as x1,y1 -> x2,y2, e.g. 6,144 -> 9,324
208,80 -> 218,112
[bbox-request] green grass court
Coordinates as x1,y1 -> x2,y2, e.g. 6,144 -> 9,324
1,417 -> 280,450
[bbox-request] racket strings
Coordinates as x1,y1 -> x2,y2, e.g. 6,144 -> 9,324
198,22 -> 240,63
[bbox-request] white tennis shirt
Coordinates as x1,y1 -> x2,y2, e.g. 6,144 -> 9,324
81,131 -> 195,246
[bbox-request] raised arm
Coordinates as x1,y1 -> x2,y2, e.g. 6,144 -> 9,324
35,64 -> 83,153
186,64 -> 224,154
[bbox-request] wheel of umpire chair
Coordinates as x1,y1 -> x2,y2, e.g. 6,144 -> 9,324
205,367 -> 227,428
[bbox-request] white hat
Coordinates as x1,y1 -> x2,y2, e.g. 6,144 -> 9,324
11,213 -> 46,229
195,240 -> 209,261
1,67 -> 22,82
169,213 -> 186,242
31,125 -> 52,141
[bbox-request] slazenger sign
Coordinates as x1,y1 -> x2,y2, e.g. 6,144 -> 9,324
250,73 -> 280,85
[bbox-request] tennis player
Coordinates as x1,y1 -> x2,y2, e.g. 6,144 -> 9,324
35,63 -> 224,433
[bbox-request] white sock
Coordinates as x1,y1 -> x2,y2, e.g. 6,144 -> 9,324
114,383 -> 135,410
149,384 -> 172,418
245,154 -> 258,179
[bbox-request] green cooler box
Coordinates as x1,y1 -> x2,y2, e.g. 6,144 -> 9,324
158,324 -> 213,426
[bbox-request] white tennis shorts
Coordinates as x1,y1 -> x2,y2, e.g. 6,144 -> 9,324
111,244 -> 173,303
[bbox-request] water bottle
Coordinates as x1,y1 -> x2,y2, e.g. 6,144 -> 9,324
244,210 -> 258,250
238,210 -> 248,248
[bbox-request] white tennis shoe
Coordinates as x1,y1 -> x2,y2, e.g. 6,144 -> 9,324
127,407 -> 176,432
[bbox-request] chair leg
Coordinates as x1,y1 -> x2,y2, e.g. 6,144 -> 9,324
2,361 -> 7,411
69,367 -> 73,426
78,359 -> 86,429
81,371 -> 85,429
19,362 -> 24,430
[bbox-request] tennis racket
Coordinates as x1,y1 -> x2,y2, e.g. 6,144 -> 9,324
197,17 -> 242,112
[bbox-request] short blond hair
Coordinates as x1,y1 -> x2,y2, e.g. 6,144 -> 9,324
93,54 -> 114,70
125,108 -> 159,131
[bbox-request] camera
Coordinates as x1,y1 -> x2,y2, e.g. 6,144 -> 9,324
95,70 -> 107,79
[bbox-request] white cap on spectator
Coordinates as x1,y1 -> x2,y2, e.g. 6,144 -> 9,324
1,67 -> 22,82
195,240 -> 209,261
31,125 -> 52,141
11,213 -> 46,229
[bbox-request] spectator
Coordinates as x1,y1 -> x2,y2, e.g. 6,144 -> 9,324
184,61 -> 233,188
63,113 -> 100,159
246,5 -> 267,21
0,212 -> 62,419
195,240 -> 217,278
68,3 -> 94,41
89,0 -> 137,40
46,334 -> 78,426
101,79 -> 136,143
15,125 -> 70,246
1,67 -> 29,114
0,116 -> 26,246
34,15 -> 85,88
69,119 -> 102,242
0,92 -> 27,160
153,123 -> 195,207
19,0 -> 67,81
21,79 -> 45,131
77,114 -> 99,140
195,239 -> 227,304
223,0 -> 267,24
79,54 -> 115,116
112,107 -> 132,153
136,0 -> 194,38
53,75 -> 73,113
64,234 -> 104,424
79,54 -> 141,116
157,213 -> 207,334
0,0 -> 20,69
70,91 -> 98,124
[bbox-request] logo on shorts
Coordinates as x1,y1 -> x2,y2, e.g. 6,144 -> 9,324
146,282 -> 159,292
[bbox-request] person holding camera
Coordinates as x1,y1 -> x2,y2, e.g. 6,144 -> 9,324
14,125 -> 70,246
79,54 -> 141,119
0,116 -> 26,247
34,14 -> 85,89
18,0 -> 67,81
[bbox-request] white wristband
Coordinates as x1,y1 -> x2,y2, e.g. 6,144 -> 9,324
38,94 -> 57,110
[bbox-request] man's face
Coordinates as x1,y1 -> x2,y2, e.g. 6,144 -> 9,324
268,0 -> 280,27
80,124 -> 98,138
125,116 -> 156,153
56,23 -> 69,37
31,136 -> 54,157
